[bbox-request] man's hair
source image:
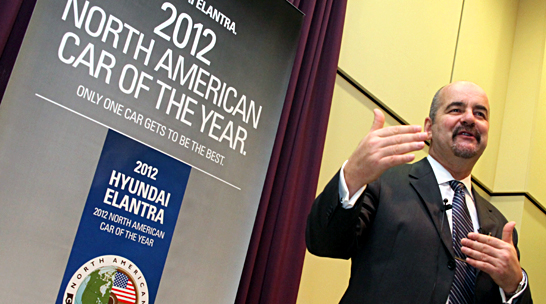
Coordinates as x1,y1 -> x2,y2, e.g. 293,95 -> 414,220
429,85 -> 445,124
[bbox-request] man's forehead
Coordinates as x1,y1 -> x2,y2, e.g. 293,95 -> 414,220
440,82 -> 489,109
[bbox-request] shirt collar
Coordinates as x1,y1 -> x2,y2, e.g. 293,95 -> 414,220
426,155 -> 472,193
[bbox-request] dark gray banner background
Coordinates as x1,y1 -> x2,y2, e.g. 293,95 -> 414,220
0,0 -> 302,302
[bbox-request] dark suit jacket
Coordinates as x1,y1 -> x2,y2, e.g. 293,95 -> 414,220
306,158 -> 532,304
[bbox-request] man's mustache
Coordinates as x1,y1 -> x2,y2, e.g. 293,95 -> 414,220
452,125 -> 481,143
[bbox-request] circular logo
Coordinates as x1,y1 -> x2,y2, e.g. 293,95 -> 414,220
63,255 -> 149,304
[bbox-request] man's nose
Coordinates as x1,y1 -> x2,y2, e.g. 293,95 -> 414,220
460,108 -> 476,125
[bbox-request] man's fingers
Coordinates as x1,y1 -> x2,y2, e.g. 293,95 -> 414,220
370,109 -> 385,132
373,132 -> 429,151
379,141 -> 426,158
375,124 -> 424,138
465,256 -> 496,274
502,222 -> 516,245
466,232 -> 511,250
462,235 -> 505,253
461,242 -> 496,262
379,154 -> 417,169
461,242 -> 505,273
461,234 -> 515,262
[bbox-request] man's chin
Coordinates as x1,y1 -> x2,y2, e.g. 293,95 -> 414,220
452,143 -> 480,159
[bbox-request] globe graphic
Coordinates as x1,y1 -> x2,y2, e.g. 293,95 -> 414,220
75,266 -> 137,304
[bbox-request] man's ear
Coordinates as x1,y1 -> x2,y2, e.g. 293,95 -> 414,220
424,117 -> 433,134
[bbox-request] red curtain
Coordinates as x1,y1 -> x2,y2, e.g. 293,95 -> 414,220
0,0 -> 22,57
0,0 -> 37,100
235,0 -> 347,303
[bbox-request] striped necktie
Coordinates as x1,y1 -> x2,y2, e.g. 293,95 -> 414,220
448,180 -> 476,304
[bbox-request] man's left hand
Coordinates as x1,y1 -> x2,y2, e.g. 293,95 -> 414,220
461,221 -> 523,293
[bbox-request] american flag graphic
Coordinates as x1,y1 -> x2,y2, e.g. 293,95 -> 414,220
111,271 -> 136,304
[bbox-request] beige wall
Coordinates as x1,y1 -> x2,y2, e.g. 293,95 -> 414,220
297,0 -> 546,303
495,0 -> 546,194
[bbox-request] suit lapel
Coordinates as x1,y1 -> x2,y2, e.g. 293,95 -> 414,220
408,158 -> 454,257
473,190 -> 499,237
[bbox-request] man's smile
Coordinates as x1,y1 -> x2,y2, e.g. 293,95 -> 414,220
452,125 -> 481,143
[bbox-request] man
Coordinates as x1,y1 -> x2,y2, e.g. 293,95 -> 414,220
306,81 -> 532,303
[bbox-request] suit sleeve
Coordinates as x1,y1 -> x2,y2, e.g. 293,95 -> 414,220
476,199 -> 533,304
511,229 -> 533,304
305,170 -> 379,259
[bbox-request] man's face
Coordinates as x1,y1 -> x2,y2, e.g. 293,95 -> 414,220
426,82 -> 490,161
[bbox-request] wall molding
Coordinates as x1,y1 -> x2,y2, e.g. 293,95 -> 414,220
337,67 -> 546,215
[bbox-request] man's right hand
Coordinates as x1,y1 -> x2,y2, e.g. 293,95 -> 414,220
344,109 -> 430,197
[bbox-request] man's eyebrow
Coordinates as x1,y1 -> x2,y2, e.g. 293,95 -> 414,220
474,104 -> 489,113
445,101 -> 465,109
445,101 -> 489,114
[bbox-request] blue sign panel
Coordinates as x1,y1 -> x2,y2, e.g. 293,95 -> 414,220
56,130 -> 191,304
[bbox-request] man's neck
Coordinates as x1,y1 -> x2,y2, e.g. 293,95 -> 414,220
428,150 -> 475,180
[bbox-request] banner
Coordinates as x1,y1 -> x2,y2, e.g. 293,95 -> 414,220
0,0 -> 302,303
59,130 -> 191,304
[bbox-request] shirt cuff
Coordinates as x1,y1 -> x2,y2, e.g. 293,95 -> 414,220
339,160 -> 366,209
500,269 -> 528,304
